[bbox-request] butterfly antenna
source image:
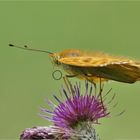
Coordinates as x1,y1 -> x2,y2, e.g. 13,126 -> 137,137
9,44 -> 53,54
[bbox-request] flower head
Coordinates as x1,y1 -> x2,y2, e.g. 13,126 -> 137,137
20,126 -> 55,139
20,126 -> 71,140
43,81 -> 109,128
40,81 -> 110,139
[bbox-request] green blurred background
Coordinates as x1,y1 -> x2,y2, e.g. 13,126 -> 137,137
1,1 -> 140,139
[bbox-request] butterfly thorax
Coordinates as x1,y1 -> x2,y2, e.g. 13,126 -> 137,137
59,49 -> 83,57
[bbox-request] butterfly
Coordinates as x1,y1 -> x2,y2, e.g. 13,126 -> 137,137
9,44 -> 140,84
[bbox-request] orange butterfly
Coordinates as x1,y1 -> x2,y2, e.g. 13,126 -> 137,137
9,44 -> 140,84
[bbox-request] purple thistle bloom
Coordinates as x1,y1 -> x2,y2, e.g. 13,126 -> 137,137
20,126 -> 55,139
42,81 -> 109,129
40,81 -> 111,139
20,126 -> 71,140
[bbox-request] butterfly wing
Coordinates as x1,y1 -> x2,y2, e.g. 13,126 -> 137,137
59,56 -> 140,83
92,63 -> 140,83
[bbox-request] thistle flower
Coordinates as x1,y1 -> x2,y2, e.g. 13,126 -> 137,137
20,126 -> 71,140
20,126 -> 56,139
20,80 -> 111,140
41,81 -> 110,139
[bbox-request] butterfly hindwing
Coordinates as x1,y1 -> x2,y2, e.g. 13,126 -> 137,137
59,56 -> 140,83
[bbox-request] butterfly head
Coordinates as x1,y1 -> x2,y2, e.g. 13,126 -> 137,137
49,53 -> 61,66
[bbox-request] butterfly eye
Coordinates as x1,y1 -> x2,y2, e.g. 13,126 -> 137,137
53,55 -> 61,65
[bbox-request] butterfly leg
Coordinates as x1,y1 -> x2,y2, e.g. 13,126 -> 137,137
98,77 -> 105,113
86,78 -> 97,95
63,76 -> 75,95
83,74 -> 97,95
65,74 -> 78,78
52,70 -> 63,80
